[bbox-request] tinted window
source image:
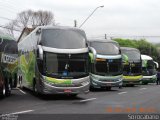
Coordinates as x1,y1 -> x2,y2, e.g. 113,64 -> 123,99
90,42 -> 120,55
41,29 -> 87,49
44,52 -> 89,79
122,50 -> 141,62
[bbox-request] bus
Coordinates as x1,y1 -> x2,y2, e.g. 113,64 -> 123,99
88,39 -> 123,90
18,26 -> 90,96
0,32 -> 18,97
121,47 -> 142,86
141,55 -> 158,84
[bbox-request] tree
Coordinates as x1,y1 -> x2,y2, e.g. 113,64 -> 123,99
4,10 -> 55,37
114,38 -> 160,66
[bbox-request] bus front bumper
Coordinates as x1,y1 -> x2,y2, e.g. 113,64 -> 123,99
90,74 -> 123,88
122,75 -> 143,85
40,76 -> 90,95
142,75 -> 157,83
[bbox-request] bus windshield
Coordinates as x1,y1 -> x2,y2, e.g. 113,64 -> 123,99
122,50 -> 141,62
41,29 -> 87,49
44,52 -> 89,79
123,62 -> 142,76
92,59 -> 122,76
90,42 -> 120,55
142,60 -> 157,76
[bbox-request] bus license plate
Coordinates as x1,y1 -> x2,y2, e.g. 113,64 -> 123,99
107,83 -> 111,86
64,89 -> 72,93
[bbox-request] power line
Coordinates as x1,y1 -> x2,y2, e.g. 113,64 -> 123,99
0,25 -> 21,32
89,34 -> 160,39
0,0 -> 23,12
0,16 -> 14,21
109,35 -> 160,38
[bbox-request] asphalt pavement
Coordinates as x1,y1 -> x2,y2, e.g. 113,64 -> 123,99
0,83 -> 160,120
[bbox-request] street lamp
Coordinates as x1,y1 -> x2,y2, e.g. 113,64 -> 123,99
79,5 -> 104,28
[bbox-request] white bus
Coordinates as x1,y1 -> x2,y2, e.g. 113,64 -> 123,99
141,55 -> 158,84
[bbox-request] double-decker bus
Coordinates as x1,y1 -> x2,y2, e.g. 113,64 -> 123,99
141,55 -> 158,84
121,47 -> 142,86
88,39 -> 123,90
0,33 -> 18,97
18,26 -> 90,96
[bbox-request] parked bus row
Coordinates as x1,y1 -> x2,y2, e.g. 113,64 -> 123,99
0,32 -> 18,98
0,26 -> 159,98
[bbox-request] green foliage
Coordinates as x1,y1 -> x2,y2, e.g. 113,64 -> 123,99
114,38 -> 160,62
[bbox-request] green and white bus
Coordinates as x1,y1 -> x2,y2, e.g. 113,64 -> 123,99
141,55 -> 158,84
121,47 -> 142,86
0,32 -> 18,97
88,39 -> 123,90
18,26 -> 90,96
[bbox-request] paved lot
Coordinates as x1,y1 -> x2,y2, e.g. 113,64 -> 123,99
0,84 -> 160,120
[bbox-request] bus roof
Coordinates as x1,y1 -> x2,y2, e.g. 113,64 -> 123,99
19,25 -> 87,49
141,55 -> 153,60
87,39 -> 120,55
120,47 -> 140,52
88,39 -> 118,44
87,39 -> 119,47
34,25 -> 85,33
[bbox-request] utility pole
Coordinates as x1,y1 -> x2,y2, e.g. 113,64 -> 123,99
105,34 -> 107,39
79,5 -> 104,28
74,20 -> 77,27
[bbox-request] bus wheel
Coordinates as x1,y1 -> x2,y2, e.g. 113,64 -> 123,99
143,82 -> 148,85
33,80 -> 38,94
19,76 -> 23,88
0,84 -> 6,98
130,84 -> 134,87
89,86 -> 95,91
119,86 -> 123,89
70,94 -> 78,97
5,79 -> 11,96
13,74 -> 17,88
106,87 -> 111,91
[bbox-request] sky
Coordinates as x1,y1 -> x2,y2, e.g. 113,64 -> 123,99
0,0 -> 160,43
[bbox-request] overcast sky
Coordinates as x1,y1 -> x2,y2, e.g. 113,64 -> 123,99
0,0 -> 160,42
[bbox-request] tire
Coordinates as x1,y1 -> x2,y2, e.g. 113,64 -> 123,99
70,94 -> 78,97
130,84 -> 134,87
89,86 -> 95,91
19,76 -> 23,88
13,74 -> 17,88
5,78 -> 11,96
143,82 -> 148,85
119,86 -> 123,89
106,86 -> 111,91
0,83 -> 6,98
33,80 -> 39,96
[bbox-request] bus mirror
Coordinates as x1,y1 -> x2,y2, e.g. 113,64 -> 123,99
37,45 -> 43,60
36,28 -> 41,35
89,47 -> 97,61
86,43 -> 88,47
